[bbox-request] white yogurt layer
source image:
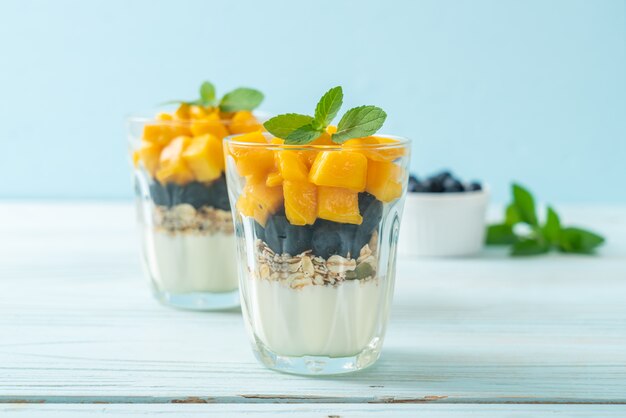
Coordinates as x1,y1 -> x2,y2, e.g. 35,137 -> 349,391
145,230 -> 238,293
246,278 -> 387,357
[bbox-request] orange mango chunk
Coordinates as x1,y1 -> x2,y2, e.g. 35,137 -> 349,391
266,172 -> 283,187
366,160 -> 404,202
276,150 -> 309,182
236,181 -> 284,226
156,136 -> 193,184
317,186 -> 362,225
142,122 -> 191,146
283,181 -> 317,226
309,151 -> 368,192
343,136 -> 406,162
228,111 -> 262,134
189,105 -> 209,119
136,141 -> 163,175
190,113 -> 229,139
174,103 -> 190,120
181,134 -> 224,182
227,131 -> 268,158
227,131 -> 274,180
156,112 -> 173,121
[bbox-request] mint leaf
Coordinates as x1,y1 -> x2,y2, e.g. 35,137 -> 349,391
511,239 -> 550,256
486,224 -> 517,245
512,183 -> 538,226
332,106 -> 387,144
219,87 -> 264,112
543,206 -> 561,245
264,114 -> 315,138
199,81 -> 216,105
505,204 -> 521,226
559,227 -> 605,254
285,124 -> 323,145
314,86 -> 343,129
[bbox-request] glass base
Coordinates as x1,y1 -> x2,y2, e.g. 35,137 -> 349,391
153,288 -> 240,311
252,337 -> 382,376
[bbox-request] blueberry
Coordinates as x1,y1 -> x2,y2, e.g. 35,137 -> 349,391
429,170 -> 453,184
167,183 -> 185,206
207,175 -> 231,211
408,175 -> 420,192
467,181 -> 482,191
421,179 -> 443,193
352,227 -> 375,258
312,220 -> 352,259
283,223 -> 313,255
181,181 -> 213,209
254,221 -> 266,242
443,177 -> 464,193
358,193 -> 383,235
264,215 -> 288,254
149,180 -> 171,206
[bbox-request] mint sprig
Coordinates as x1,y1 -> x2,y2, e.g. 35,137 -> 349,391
163,81 -> 264,112
486,183 -> 605,256
263,86 -> 387,145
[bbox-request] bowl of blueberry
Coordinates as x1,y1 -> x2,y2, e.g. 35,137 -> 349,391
398,170 -> 488,257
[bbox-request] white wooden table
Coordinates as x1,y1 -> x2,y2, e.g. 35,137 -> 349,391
1,203 -> 625,417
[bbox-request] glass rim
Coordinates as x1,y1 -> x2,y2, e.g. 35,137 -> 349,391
126,110 -> 271,127
224,131 -> 411,151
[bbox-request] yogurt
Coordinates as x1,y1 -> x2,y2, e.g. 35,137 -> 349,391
144,229 -> 238,293
244,278 -> 388,357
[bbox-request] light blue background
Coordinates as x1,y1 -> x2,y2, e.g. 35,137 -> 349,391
1,0 -> 624,202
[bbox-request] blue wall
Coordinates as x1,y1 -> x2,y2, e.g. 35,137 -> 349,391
1,0 -> 624,202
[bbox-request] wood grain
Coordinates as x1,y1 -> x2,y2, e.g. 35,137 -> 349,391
0,203 -> 624,409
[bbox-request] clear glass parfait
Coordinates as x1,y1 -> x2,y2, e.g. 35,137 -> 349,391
224,130 -> 411,374
128,104 -> 265,310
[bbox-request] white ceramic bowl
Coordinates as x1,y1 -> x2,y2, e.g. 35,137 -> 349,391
398,188 -> 489,257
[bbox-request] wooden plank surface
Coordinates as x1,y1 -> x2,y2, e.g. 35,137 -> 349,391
2,404 -> 626,418
0,203 -> 625,409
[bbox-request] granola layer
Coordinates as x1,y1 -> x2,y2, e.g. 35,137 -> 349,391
153,204 -> 234,235
251,231 -> 379,289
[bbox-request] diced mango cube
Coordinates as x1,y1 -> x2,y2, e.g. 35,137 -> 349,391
317,186 -> 362,225
190,113 -> 230,139
283,181 -> 317,226
142,123 -> 191,145
182,134 -> 224,182
236,149 -> 275,181
228,111 -> 262,134
156,136 -> 194,184
309,151 -> 368,192
236,181 -> 283,226
266,172 -> 283,187
343,136 -> 406,162
189,105 -> 208,119
136,141 -> 163,175
276,150 -> 309,182
156,112 -> 173,121
366,160 -> 404,202
174,103 -> 190,120
227,131 -> 267,158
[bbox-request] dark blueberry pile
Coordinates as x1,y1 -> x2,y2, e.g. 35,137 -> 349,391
149,174 -> 230,211
408,171 -> 482,193
255,192 -> 383,258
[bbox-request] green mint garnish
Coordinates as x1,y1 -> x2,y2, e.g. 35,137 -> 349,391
263,86 -> 387,145
263,114 -> 314,138
486,183 -> 605,256
332,105 -> 387,144
162,81 -> 264,112
313,86 -> 343,129
219,87 -> 264,112
199,81 -> 216,105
